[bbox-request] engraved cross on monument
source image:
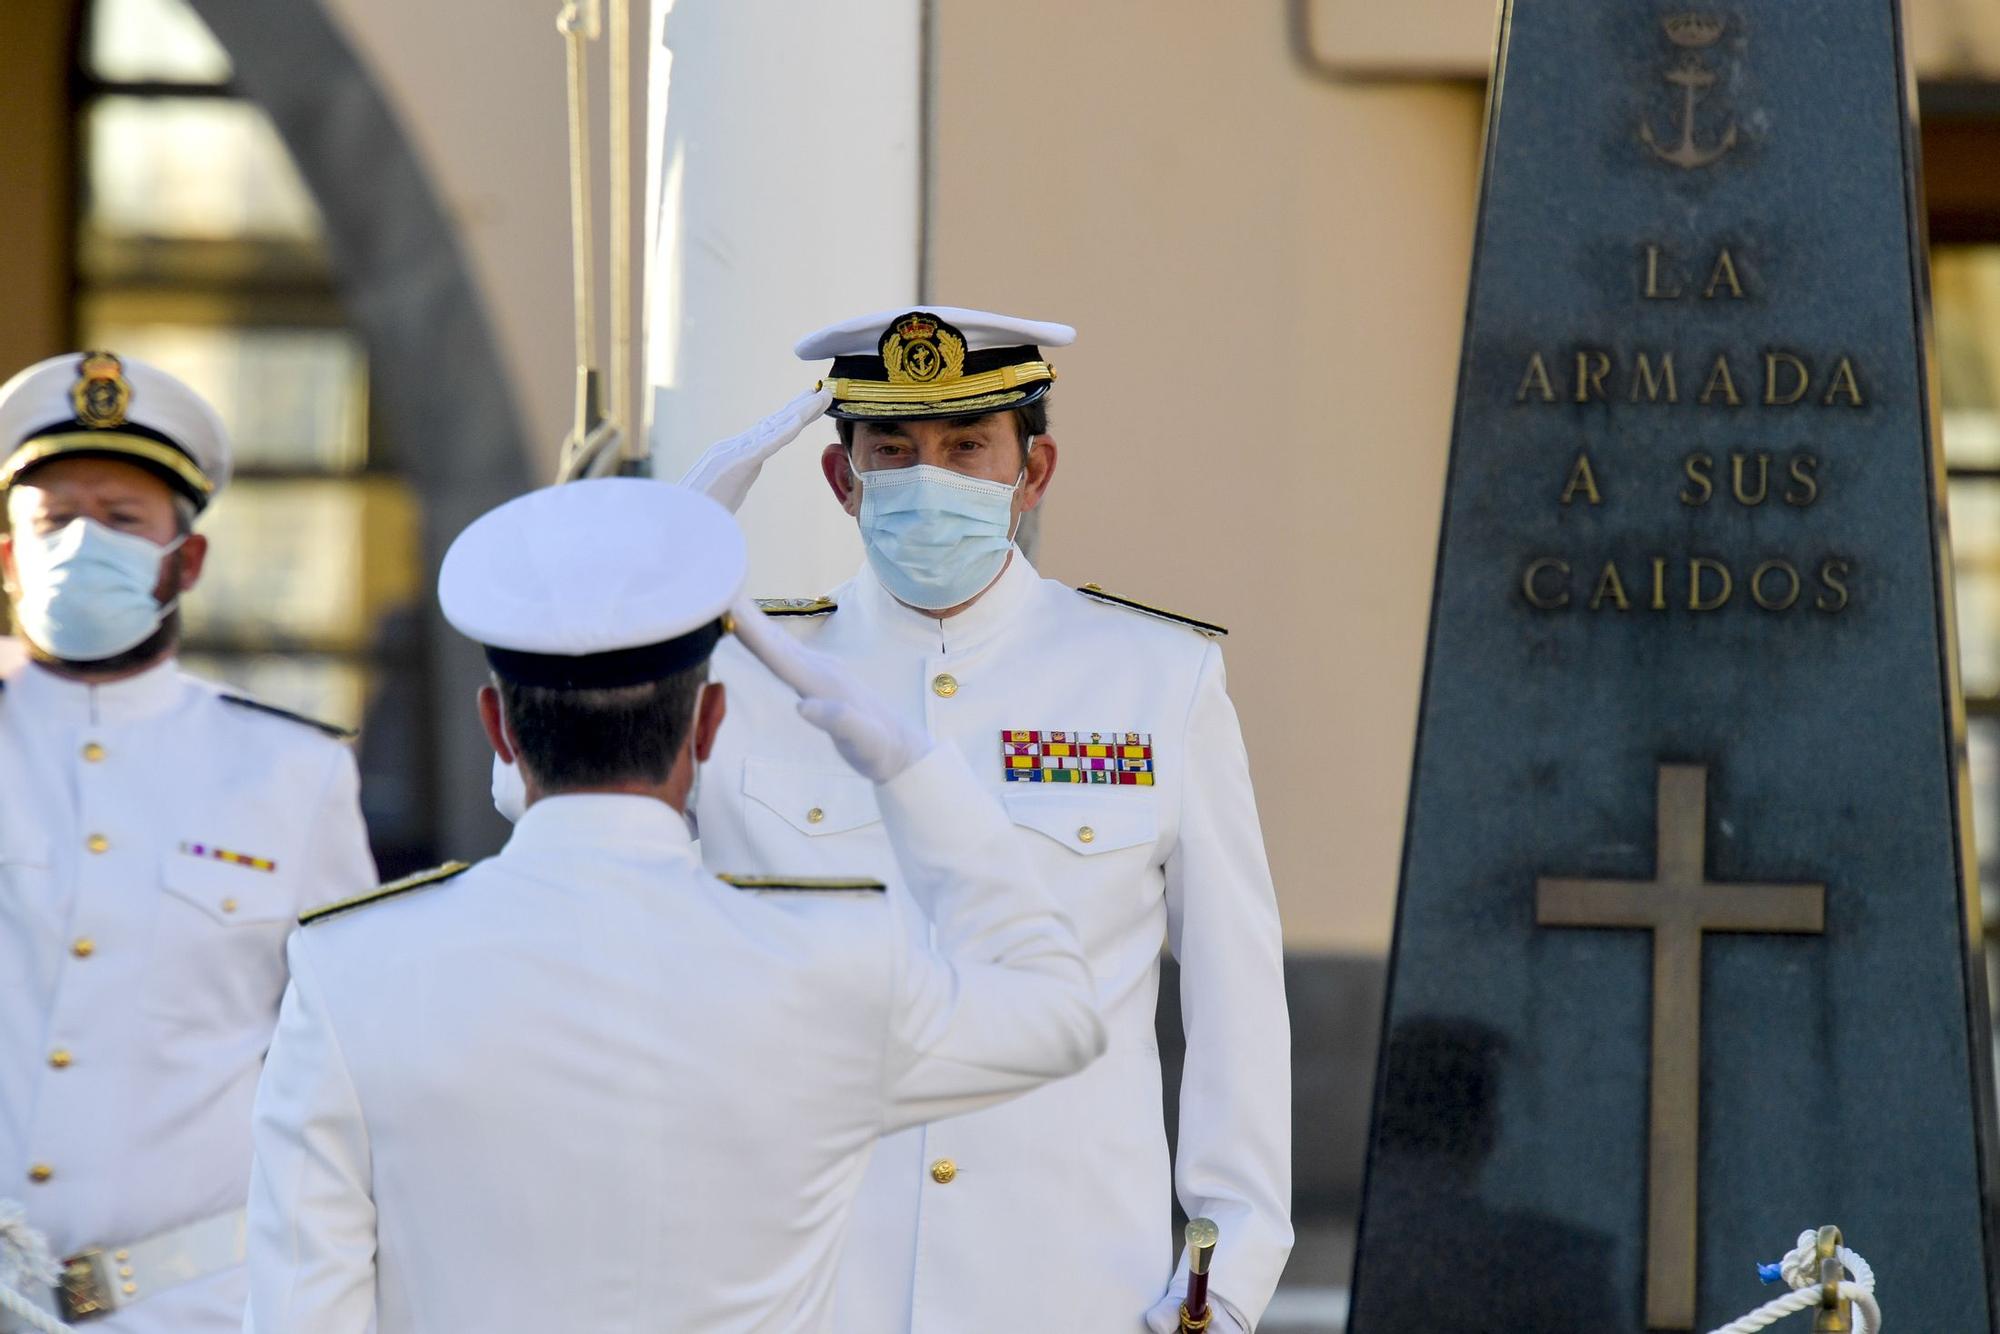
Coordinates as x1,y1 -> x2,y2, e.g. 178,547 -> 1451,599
1537,764 -> 1824,1330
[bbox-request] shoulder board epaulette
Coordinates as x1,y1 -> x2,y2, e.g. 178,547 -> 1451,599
717,873 -> 885,894
301,860 -> 472,925
220,693 -> 358,741
754,596 -> 838,618
1074,583 -> 1227,638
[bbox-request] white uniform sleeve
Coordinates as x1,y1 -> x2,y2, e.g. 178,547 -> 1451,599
872,744 -> 1106,1130
298,746 -> 378,911
243,932 -> 377,1334
1161,643 -> 1294,1327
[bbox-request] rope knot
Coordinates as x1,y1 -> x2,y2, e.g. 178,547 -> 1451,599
0,1200 -> 58,1293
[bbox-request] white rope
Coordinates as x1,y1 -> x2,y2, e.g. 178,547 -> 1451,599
0,1201 -> 75,1334
1703,1229 -> 1881,1334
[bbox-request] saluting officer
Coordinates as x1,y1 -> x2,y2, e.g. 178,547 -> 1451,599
0,352 -> 376,1331
242,479 -> 1104,1334
682,308 -> 1295,1333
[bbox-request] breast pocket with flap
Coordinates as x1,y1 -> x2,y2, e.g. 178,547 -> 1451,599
1002,793 -> 1160,858
146,845 -> 298,1029
742,758 -> 885,837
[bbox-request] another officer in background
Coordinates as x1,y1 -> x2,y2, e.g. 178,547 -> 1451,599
242,479 -> 1103,1334
682,308 -> 1293,1333
0,352 -> 376,1331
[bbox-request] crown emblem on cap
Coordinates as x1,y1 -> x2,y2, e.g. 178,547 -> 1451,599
881,311 -> 966,387
71,351 -> 132,429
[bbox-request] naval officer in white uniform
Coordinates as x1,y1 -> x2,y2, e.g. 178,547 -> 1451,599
681,309 -> 1294,1333
0,352 -> 377,1331
241,479 -> 1104,1334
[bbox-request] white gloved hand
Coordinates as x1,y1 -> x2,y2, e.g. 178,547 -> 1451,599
675,386 -> 835,514
1143,1291 -> 1250,1334
729,598 -> 932,783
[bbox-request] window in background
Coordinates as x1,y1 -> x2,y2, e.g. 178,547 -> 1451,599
1936,243 -> 2000,1030
76,0 -> 432,870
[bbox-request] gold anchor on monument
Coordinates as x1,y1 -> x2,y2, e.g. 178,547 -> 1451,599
1641,13 -> 1739,170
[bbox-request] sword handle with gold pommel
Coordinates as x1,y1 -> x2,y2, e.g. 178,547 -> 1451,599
1179,1217 -> 1220,1332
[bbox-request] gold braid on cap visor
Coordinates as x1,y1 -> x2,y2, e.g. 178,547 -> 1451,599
822,360 -> 1055,405
1,432 -> 215,498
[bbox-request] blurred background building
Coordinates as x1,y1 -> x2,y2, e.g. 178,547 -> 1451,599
3,1 -> 2000,1326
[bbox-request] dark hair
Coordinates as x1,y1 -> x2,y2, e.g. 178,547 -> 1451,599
836,398 -> 1049,457
497,663 -> 707,792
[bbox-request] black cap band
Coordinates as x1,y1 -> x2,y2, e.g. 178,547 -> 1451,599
485,619 -> 725,690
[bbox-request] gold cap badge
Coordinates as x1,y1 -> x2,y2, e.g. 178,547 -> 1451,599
71,351 -> 132,429
881,312 -> 966,387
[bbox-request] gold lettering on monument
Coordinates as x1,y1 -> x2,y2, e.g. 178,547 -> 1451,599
1704,247 -> 1746,299
1644,244 -> 1684,299
1512,350 -> 1862,408
1641,15 -> 1739,170
1538,765 -> 1824,1330
1561,453 -> 1603,506
1517,352 -> 1558,403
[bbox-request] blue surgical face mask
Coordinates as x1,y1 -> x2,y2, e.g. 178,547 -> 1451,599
856,463 -> 1022,612
10,517 -> 184,662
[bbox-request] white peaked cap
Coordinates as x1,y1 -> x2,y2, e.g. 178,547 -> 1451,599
796,307 -> 1076,423
439,478 -> 746,688
0,350 -> 232,508
794,306 -> 1076,359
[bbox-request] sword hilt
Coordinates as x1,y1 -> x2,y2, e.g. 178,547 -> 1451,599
1180,1217 -> 1220,1333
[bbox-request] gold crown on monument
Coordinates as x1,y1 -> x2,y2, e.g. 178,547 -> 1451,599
1663,13 -> 1725,47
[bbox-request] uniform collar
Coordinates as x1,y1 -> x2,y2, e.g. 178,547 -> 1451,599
850,547 -> 1041,654
9,655 -> 185,727
503,792 -> 697,862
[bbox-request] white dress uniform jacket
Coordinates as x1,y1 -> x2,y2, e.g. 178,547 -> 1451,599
698,555 -> 1293,1333
0,652 -> 375,1333
241,743 -> 1103,1334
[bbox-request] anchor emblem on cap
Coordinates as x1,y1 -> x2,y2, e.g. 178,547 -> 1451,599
881,311 -> 966,386
1641,14 -> 1739,171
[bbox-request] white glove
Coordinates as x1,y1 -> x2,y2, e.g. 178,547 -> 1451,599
1144,1291 -> 1250,1334
729,598 -> 932,783
675,386 -> 834,514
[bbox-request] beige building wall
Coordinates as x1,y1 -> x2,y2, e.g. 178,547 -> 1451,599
931,5 -> 1484,953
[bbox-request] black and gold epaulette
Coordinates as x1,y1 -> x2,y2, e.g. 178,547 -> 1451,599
301,860 -> 472,925
220,693 -> 358,741
1075,583 -> 1227,638
717,873 -> 885,894
754,596 -> 838,618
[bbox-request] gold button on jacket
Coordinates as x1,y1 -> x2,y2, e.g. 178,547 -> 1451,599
929,1158 -> 957,1185
931,673 -> 958,698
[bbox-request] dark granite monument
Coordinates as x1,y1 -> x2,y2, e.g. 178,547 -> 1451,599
1349,2 -> 2000,1330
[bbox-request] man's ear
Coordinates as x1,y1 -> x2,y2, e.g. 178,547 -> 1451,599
821,443 -> 862,516
164,534 -> 208,599
0,530 -> 16,600
693,680 -> 727,761
477,684 -> 517,763
1020,435 -> 1058,513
